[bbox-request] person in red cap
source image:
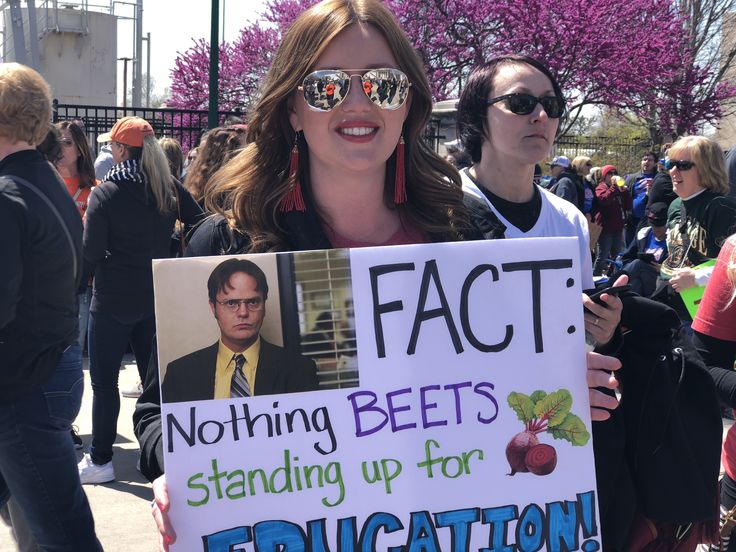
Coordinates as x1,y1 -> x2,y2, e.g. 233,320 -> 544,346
78,116 -> 203,484
593,164 -> 632,276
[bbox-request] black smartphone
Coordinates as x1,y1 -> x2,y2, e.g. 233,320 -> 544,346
584,284 -> 631,311
637,252 -> 656,263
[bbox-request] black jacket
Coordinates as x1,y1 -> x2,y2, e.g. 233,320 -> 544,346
133,195 -> 504,481
553,169 -> 585,212
594,293 -> 722,548
620,226 -> 667,265
0,150 -> 83,400
84,170 -> 203,315
161,339 -> 318,403
647,171 -> 676,208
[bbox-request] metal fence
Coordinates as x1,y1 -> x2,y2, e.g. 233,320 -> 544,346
55,102 -> 651,174
426,114 -> 652,174
52,101 -> 244,153
552,135 -> 651,175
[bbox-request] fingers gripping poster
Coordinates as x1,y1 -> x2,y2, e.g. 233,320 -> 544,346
152,238 -> 601,552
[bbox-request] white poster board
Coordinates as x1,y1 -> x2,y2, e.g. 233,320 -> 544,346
153,237 -> 601,551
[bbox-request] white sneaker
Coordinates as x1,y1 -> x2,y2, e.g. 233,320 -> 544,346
121,380 -> 142,398
77,453 -> 115,484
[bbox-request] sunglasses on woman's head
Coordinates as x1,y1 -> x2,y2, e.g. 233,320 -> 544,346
60,138 -> 74,146
664,159 -> 695,171
486,93 -> 565,119
299,68 -> 411,112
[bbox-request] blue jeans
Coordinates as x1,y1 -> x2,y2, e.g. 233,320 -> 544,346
77,288 -> 92,351
593,232 -> 624,276
88,311 -> 155,465
0,345 -> 102,551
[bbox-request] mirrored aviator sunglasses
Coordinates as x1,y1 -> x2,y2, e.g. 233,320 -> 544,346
664,159 -> 695,171
299,68 -> 411,112
487,93 -> 565,119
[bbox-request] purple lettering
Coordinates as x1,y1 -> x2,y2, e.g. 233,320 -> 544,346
347,391 -> 388,437
386,387 -> 417,432
420,385 -> 448,429
444,381 -> 472,424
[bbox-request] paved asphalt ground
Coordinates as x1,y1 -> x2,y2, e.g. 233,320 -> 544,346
0,356 -> 159,551
1,357 -> 734,551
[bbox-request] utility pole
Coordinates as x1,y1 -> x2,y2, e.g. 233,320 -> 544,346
208,0 -> 219,128
142,32 -> 151,107
132,0 -> 143,107
119,57 -> 132,109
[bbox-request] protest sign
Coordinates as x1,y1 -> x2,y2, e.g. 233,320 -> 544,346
152,237 -> 600,551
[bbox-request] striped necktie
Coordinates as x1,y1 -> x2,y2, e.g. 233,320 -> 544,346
230,353 -> 251,398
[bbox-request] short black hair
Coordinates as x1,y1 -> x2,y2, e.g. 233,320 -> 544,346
642,151 -> 657,162
207,258 -> 269,303
457,55 -> 566,164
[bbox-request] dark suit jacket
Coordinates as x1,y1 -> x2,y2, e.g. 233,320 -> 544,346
161,338 -> 318,403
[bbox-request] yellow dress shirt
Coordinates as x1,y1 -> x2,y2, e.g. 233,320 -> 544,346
213,338 -> 261,399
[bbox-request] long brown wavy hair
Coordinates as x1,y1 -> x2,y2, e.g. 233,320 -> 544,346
186,127 -> 243,206
205,0 -> 470,252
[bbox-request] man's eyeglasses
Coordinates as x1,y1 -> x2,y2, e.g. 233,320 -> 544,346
60,138 -> 74,147
486,93 -> 565,119
299,68 -> 411,112
215,298 -> 264,312
664,159 -> 696,171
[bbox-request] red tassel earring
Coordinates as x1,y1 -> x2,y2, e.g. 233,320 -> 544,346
394,136 -> 406,204
279,132 -> 306,213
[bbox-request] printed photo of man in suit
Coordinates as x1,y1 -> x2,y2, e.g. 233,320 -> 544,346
161,258 -> 319,403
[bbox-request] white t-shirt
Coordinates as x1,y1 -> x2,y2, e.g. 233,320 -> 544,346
461,169 -> 594,289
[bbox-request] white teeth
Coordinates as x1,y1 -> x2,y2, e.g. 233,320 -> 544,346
339,127 -> 376,136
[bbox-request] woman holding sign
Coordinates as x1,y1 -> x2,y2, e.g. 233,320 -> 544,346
134,2 -> 623,549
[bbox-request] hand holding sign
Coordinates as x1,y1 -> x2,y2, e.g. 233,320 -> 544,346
152,474 -> 175,551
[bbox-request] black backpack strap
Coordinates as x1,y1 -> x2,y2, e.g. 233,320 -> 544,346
3,175 -> 79,281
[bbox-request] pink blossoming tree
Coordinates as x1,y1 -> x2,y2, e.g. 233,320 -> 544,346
168,0 -> 736,142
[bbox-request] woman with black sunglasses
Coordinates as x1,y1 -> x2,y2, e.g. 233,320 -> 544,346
456,56 -> 625,358
655,135 -> 736,321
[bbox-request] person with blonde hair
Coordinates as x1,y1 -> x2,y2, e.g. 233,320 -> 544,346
692,235 -> 736,550
0,62 -> 102,550
78,116 -> 203,485
551,154 -> 588,213
656,135 -> 736,320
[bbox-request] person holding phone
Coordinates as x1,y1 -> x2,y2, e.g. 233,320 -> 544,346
133,4 -> 623,549
455,55 -> 625,350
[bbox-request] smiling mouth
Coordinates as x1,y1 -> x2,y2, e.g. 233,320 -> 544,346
338,127 -> 378,136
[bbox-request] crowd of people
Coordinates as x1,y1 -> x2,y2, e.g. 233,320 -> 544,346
3,0 -> 736,550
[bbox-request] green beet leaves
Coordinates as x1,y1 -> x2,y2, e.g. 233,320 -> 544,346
506,388 -> 590,446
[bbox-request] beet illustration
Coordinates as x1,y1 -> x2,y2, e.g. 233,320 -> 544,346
506,389 -> 590,476
525,443 -> 557,475
505,431 -> 539,475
